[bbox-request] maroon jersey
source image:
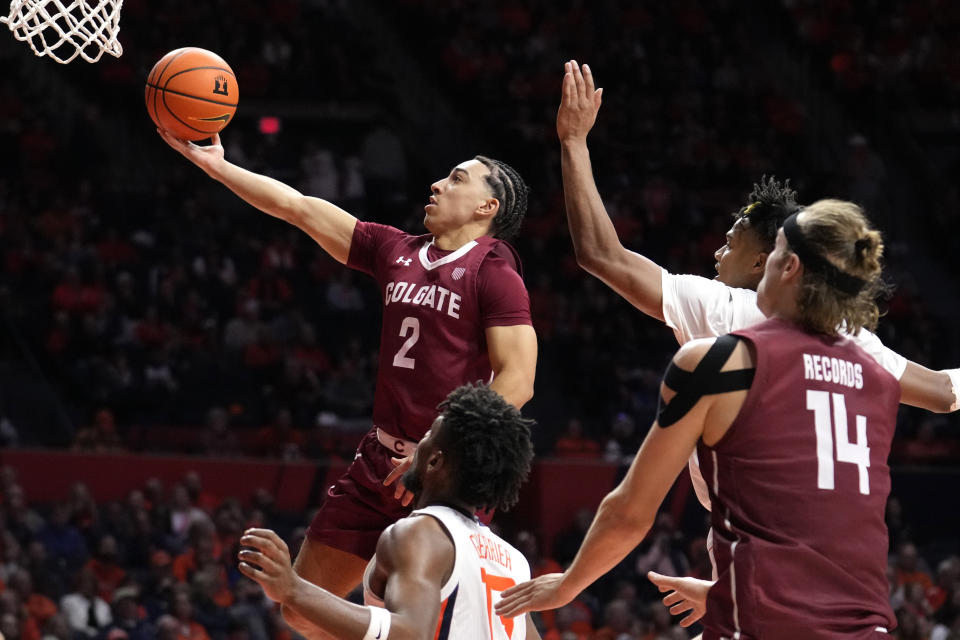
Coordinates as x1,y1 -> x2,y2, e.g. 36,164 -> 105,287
699,317 -> 899,640
348,221 -> 531,441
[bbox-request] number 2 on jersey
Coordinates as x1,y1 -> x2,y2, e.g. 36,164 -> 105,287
806,390 -> 870,495
392,317 -> 420,369
481,568 -> 516,638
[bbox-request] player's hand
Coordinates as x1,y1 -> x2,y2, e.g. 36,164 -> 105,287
383,456 -> 414,506
157,128 -> 225,174
238,528 -> 299,604
494,573 -> 576,617
647,571 -> 714,628
557,60 -> 603,143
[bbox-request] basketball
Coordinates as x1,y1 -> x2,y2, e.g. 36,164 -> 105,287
145,47 -> 239,141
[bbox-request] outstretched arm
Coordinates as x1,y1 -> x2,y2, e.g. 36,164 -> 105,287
158,130 -> 357,264
239,519 -> 449,640
899,362 -> 959,413
496,338 -> 741,617
559,61 -> 665,320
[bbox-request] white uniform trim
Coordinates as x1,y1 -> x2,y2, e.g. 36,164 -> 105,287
418,239 -> 479,271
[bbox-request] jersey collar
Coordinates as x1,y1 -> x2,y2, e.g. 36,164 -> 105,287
418,238 -> 479,271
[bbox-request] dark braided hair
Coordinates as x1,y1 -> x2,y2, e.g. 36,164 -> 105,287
434,383 -> 534,512
734,175 -> 801,250
475,155 -> 530,240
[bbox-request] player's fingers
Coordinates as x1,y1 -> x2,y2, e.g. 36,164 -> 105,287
571,60 -> 586,99
240,533 -> 287,564
595,86 -> 603,107
244,528 -> 287,550
238,561 -> 262,581
647,571 -> 679,591
662,591 -> 682,606
669,601 -> 693,615
211,132 -> 222,147
680,609 -> 704,627
238,549 -> 281,575
401,489 -> 414,506
561,62 -> 575,105
383,467 -> 404,486
582,63 -> 595,94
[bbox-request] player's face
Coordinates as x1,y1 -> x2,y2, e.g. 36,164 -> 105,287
402,416 -> 444,498
713,219 -> 768,290
424,160 -> 496,235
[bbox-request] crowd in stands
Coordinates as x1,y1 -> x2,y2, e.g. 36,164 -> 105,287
1,464 -> 958,639
1,0 -> 959,638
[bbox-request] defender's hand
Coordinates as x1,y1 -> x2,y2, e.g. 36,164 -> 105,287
383,456 -> 414,506
557,60 -> 603,143
238,528 -> 298,604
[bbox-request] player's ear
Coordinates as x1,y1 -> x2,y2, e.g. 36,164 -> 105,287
782,252 -> 802,282
753,251 -> 769,273
476,197 -> 499,220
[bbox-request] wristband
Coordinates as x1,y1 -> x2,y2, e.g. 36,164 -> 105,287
363,605 -> 391,640
948,368 -> 959,412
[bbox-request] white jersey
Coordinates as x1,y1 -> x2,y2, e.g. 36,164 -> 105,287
660,269 -> 908,511
363,505 -> 530,640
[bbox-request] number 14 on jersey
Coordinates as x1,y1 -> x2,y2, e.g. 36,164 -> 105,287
807,390 -> 871,495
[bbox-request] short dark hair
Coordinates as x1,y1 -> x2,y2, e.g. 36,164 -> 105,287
435,383 -> 534,512
734,175 -> 800,250
475,155 -> 529,241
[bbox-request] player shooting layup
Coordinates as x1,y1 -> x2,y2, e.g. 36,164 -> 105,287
158,131 -> 537,638
499,199 -> 900,639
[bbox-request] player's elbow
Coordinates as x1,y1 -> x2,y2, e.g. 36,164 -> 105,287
602,487 -> 654,536
515,381 -> 534,409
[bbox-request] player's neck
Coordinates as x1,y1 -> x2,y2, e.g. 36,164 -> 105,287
433,224 -> 490,251
418,492 -> 476,519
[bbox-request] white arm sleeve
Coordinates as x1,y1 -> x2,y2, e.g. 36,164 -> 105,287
846,327 -> 908,379
660,270 -> 767,344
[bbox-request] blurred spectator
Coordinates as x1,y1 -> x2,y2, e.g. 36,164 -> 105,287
60,567 -> 112,637
896,542 -> 934,590
84,535 -> 126,603
552,418 -> 601,459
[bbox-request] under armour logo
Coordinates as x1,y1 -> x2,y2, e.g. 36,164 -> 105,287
451,267 -> 466,280
395,256 -> 412,266
213,75 -> 229,96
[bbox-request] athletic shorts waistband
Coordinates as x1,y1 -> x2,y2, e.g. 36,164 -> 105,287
375,428 -> 418,456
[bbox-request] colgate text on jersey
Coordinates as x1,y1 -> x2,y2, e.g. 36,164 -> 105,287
383,281 -> 463,319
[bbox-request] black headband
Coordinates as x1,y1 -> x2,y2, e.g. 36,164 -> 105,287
782,212 -> 867,296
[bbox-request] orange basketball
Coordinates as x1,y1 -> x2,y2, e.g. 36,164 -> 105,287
145,47 -> 239,141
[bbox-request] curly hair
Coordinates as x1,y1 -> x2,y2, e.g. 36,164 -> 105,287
434,383 -> 534,512
734,175 -> 801,250
790,199 -> 891,336
475,155 -> 530,241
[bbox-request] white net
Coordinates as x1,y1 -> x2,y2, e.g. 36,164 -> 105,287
0,0 -> 123,64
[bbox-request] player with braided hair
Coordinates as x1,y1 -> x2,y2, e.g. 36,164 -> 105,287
476,155 -> 530,242
159,130 -> 538,638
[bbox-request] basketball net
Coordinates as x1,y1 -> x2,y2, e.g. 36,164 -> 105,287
0,0 -> 123,64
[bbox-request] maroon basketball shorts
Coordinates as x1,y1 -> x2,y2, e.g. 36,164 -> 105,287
307,429 -> 413,559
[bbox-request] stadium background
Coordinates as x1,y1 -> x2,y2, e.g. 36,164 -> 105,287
0,0 -> 959,638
